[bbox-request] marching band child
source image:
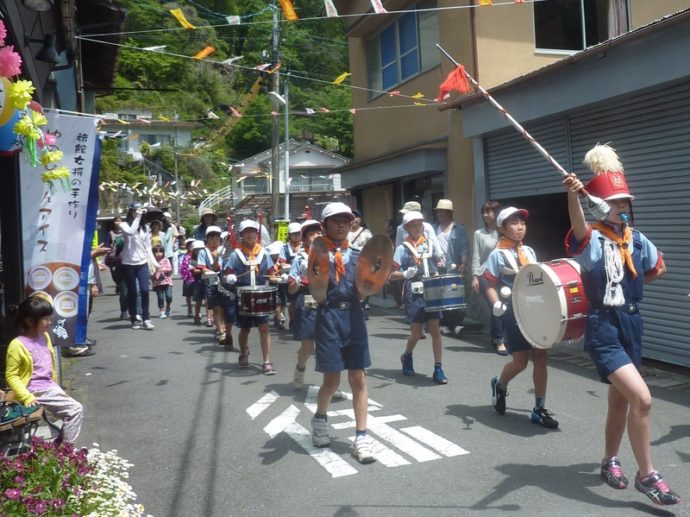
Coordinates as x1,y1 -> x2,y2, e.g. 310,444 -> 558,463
268,241 -> 288,330
310,202 -> 375,464
224,220 -> 276,374
485,207 -> 559,429
562,144 -> 679,505
390,211 -> 447,384
190,240 -> 206,326
197,226 -> 225,344
151,245 -> 173,319
179,238 -> 196,317
280,222 -> 303,326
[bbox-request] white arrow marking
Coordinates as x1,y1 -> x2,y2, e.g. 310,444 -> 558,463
246,391 -> 280,420
400,426 -> 470,457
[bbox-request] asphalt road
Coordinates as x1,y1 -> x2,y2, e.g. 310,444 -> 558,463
66,278 -> 690,517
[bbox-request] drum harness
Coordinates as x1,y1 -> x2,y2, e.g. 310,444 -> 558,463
403,240 -> 434,295
234,247 -> 267,288
297,251 -> 319,309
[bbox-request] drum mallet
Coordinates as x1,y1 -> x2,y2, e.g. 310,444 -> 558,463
435,44 -> 610,221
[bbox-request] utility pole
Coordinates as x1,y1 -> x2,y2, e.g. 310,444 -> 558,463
173,138 -> 180,222
270,4 -> 281,228
283,78 -> 290,221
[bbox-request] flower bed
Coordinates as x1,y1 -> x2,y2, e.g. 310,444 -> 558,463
1,438 -> 148,516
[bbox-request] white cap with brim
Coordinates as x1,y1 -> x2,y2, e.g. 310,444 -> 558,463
497,207 -> 529,227
192,240 -> 205,250
268,241 -> 283,255
402,211 -> 424,226
322,202 -> 354,221
185,238 -> 195,245
288,222 -> 302,234
239,220 -> 260,234
205,225 -> 222,236
300,219 -> 321,234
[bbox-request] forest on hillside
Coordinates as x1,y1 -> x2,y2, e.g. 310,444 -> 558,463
97,0 -> 352,210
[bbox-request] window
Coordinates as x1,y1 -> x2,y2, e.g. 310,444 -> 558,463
534,0 -> 629,53
367,1 -> 439,96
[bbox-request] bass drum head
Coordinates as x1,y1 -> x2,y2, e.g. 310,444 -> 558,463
512,263 -> 567,349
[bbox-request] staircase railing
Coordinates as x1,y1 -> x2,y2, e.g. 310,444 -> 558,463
198,185 -> 233,217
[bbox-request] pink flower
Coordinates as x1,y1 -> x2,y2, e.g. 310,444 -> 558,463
0,20 -> 7,46
0,45 -> 22,77
13,475 -> 25,485
4,487 -> 21,500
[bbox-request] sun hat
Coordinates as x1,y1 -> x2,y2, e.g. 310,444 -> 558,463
399,201 -> 421,214
288,222 -> 302,234
434,199 -> 453,211
402,211 -> 424,226
199,207 -> 217,223
321,202 -> 354,221
496,207 -> 529,227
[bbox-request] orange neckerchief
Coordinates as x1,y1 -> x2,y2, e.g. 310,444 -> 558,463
497,237 -> 529,267
289,241 -> 300,255
240,242 -> 262,273
592,222 -> 638,278
323,236 -> 349,283
404,235 -> 427,265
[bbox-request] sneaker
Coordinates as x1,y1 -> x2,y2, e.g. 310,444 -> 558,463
353,435 -> 377,464
187,309 -> 193,317
159,312 -> 167,319
332,390 -> 346,400
62,346 -> 95,357
311,416 -> 330,447
206,318 -> 213,328
263,362 -> 276,375
215,331 -> 226,344
401,353 -> 414,376
120,311 -> 128,320
165,308 -> 172,317
530,406 -> 559,429
491,376 -> 507,415
238,353 -> 249,368
293,367 -> 305,389
194,315 -> 201,326
142,319 -> 155,330
135,314 -> 143,322
432,366 -> 448,385
132,321 -> 142,330
601,457 -> 629,489
634,471 -> 681,506
223,334 -> 235,351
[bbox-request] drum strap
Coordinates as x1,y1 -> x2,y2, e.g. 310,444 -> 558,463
403,241 -> 433,277
499,249 -> 522,275
234,247 -> 266,267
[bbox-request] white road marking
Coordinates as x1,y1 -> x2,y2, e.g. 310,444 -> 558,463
368,421 -> 440,462
348,435 -> 410,467
246,390 -> 280,420
285,422 -> 358,478
264,404 -> 300,438
331,414 -> 407,429
400,426 -> 470,457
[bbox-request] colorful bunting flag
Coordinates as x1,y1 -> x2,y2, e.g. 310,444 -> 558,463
207,110 -> 220,119
125,133 -> 139,142
436,65 -> 472,101
319,107 -> 330,113
370,0 -> 387,14
388,90 -> 401,97
324,0 -> 338,17
193,46 -> 216,60
279,0 -> 299,21
479,0 -> 493,5
229,107 -> 243,118
225,15 -> 241,25
158,115 -> 171,122
414,102 -> 425,106
268,63 -> 282,74
170,8 -> 196,29
255,63 -> 271,71
117,119 -> 130,125
305,107 -> 315,115
349,109 -> 356,114
411,92 -> 425,99
332,72 -> 351,85
514,0 -> 525,3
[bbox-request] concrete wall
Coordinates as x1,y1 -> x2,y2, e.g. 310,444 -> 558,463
630,0 -> 690,27
362,183 -> 394,235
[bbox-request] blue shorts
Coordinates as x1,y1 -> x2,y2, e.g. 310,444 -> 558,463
292,295 -> 317,341
219,292 -> 237,325
277,283 -> 288,306
404,290 -> 441,324
236,313 -> 269,329
502,304 -> 533,354
182,280 -> 195,297
585,308 -> 642,383
315,303 -> 370,372
204,282 -> 221,309
192,279 -> 205,303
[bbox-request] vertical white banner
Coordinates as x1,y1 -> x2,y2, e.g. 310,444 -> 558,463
20,112 -> 99,346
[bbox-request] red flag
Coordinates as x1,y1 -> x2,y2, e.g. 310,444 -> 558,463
436,65 -> 471,101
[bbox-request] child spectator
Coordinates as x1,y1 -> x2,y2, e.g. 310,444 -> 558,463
179,238 -> 195,317
151,245 -> 173,318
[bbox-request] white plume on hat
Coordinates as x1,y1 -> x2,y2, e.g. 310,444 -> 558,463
583,143 -> 623,175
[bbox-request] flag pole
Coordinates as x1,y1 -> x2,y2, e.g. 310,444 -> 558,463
435,44 -> 610,221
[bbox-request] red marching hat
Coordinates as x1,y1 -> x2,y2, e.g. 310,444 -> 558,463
583,144 -> 634,201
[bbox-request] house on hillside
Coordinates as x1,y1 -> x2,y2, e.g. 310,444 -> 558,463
334,0 -> 690,366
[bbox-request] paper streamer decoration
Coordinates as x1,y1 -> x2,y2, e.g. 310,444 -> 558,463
332,72 -> 351,85
324,0 -> 339,17
193,46 -> 216,60
370,0 -> 388,14
279,0 -> 299,21
170,8 -> 196,29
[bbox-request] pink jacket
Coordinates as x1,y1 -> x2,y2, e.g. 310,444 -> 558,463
152,257 -> 173,287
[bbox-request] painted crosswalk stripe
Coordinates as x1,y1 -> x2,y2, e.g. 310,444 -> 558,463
246,391 -> 279,420
368,422 -> 440,462
348,435 -> 410,467
400,426 -> 470,457
264,404 -> 301,438
285,422 -> 358,478
332,414 -> 406,429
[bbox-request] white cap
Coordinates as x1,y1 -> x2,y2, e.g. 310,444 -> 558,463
321,202 -> 354,221
288,222 -> 302,234
402,211 -> 424,226
192,240 -> 205,250
400,201 -> 421,213
268,241 -> 283,255
300,219 -> 321,233
205,225 -> 222,236
239,220 -> 260,234
496,207 -> 529,227
220,231 -> 228,241
184,238 -> 195,245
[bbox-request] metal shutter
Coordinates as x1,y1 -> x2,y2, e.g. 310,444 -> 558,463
484,118 -> 570,198
569,81 -> 690,366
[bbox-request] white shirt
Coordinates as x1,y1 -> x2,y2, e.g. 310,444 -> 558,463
435,224 -> 452,258
119,215 -> 155,266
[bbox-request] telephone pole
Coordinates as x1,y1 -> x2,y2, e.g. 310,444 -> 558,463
270,4 -> 281,229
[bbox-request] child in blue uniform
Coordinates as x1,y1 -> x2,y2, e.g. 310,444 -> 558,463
197,226 -> 225,343
310,202 -> 376,464
223,220 -> 276,375
267,241 -> 288,329
280,222 -> 302,326
485,207 -> 558,429
563,144 -> 679,505
390,211 -> 447,384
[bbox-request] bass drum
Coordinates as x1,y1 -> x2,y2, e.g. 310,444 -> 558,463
512,258 -> 589,349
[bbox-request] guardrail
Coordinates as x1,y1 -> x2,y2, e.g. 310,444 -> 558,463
198,186 -> 233,217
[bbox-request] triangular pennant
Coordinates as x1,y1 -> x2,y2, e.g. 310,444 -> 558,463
279,0 -> 299,21
479,0 -> 493,5
193,46 -> 216,60
207,110 -> 220,119
170,8 -> 196,29
410,92 -> 424,99
229,107 -> 243,118
226,15 -> 241,25
324,0 -> 338,17
388,90 -> 401,97
349,108 -> 356,114
332,72 -> 351,85
436,65 -> 471,101
319,107 -> 330,113
305,107 -> 315,115
370,0 -> 387,13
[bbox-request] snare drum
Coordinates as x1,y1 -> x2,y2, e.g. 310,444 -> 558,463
512,258 -> 589,349
236,285 -> 277,317
423,274 -> 466,312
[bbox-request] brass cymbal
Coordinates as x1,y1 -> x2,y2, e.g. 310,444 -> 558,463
356,234 -> 393,297
307,237 -> 330,303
